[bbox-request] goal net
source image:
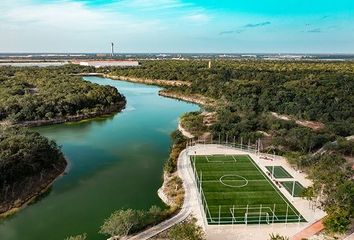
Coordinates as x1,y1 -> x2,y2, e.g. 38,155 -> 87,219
244,212 -> 270,224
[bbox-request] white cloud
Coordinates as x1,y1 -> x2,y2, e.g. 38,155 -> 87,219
1,1 -> 105,31
0,0 -> 166,32
184,13 -> 211,24
0,0 -> 213,52
114,0 -> 193,11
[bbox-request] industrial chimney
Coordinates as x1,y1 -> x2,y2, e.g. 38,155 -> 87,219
111,42 -> 114,57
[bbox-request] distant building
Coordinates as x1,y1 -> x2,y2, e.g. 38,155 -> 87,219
72,60 -> 139,68
96,53 -> 109,57
111,42 -> 114,57
0,61 -> 69,67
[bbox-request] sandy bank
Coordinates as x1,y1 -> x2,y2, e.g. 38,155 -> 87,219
5,102 -> 126,127
104,75 -> 191,87
158,90 -> 215,107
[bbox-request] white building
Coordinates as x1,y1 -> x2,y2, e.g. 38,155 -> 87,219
73,60 -> 139,68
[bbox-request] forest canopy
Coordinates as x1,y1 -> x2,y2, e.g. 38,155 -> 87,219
107,60 -> 354,135
0,66 -> 125,123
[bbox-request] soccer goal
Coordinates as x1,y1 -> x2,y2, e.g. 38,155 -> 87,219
245,212 -> 270,224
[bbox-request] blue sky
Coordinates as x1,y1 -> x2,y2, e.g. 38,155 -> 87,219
0,0 -> 354,53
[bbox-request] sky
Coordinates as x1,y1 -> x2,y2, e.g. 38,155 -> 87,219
1,0 -> 354,53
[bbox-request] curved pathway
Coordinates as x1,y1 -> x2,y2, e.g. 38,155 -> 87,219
127,149 -> 193,240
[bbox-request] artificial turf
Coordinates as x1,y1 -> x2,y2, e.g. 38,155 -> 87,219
281,181 -> 306,197
265,166 -> 293,178
191,155 -> 305,224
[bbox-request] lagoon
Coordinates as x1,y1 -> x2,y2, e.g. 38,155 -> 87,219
0,77 -> 198,240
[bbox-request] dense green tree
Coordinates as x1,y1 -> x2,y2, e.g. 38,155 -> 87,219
268,233 -> 289,240
107,60 -> 354,135
168,219 -> 204,240
0,66 -> 125,123
0,127 -> 65,186
323,207 -> 352,234
99,209 -> 141,238
0,126 -> 67,213
64,233 -> 87,240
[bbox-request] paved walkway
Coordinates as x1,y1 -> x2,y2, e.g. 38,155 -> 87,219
126,149 -> 193,240
291,219 -> 324,240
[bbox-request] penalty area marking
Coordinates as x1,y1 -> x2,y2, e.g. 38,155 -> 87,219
205,155 -> 237,163
219,174 -> 248,188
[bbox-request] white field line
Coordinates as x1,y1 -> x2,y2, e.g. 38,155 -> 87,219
192,156 -> 213,223
246,155 -> 300,218
205,155 -> 234,163
201,179 -> 268,183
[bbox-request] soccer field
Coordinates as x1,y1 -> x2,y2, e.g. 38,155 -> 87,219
191,154 -> 305,224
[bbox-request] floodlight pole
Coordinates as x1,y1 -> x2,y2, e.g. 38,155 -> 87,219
218,133 -> 221,144
285,203 -> 289,225
226,133 -> 228,145
272,164 -> 275,179
259,204 -> 262,226
272,204 -> 276,224
292,181 -> 296,200
257,138 -> 261,155
232,205 -> 235,226
199,171 -> 202,195
241,137 -> 243,150
219,205 -> 221,226
246,204 -> 249,225
233,136 -> 236,147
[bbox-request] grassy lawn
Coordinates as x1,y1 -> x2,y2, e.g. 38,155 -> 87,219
265,166 -> 293,179
281,181 -> 306,197
191,155 -> 305,224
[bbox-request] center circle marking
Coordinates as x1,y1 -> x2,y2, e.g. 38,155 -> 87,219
219,174 -> 248,188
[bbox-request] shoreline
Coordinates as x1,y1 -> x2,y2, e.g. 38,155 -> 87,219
0,100 -> 126,217
130,122 -> 196,239
178,121 -> 194,139
103,74 -> 191,87
158,90 -> 214,107
1,101 -> 126,128
81,74 -> 211,107
128,148 -> 193,240
0,159 -> 67,217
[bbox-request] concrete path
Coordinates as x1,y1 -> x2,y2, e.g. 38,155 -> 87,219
127,149 -> 192,240
291,219 -> 324,240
